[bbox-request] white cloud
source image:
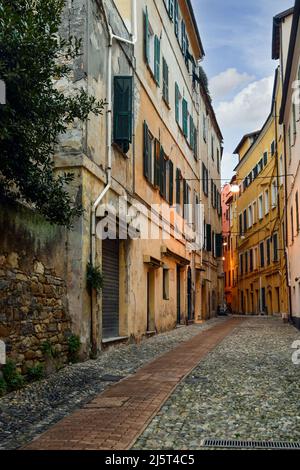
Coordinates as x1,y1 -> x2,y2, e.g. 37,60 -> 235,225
215,75 -> 274,132
210,68 -> 255,100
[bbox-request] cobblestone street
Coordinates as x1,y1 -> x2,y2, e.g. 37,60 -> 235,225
134,317 -> 300,450
1,316 -> 300,450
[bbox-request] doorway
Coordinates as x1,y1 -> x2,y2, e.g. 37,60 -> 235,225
102,239 -> 120,339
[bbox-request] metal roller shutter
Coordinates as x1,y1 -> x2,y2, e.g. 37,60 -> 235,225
102,239 -> 119,339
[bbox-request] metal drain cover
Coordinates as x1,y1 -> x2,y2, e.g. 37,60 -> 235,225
202,439 -> 300,450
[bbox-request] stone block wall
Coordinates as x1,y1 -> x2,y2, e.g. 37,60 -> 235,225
0,199 -> 72,373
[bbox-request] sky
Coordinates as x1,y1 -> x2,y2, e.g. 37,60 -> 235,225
191,0 -> 293,183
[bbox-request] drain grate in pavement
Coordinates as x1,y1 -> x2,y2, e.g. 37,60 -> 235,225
202,439 -> 300,450
99,374 -> 125,382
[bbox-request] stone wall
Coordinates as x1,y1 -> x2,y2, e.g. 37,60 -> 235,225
0,199 -> 71,373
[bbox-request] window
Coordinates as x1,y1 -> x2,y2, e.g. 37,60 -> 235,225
211,135 -> 214,160
168,160 -> 174,205
291,206 -> 294,242
279,154 -> 284,186
271,180 -> 278,208
176,168 -> 181,212
162,58 -> 169,104
266,238 -> 271,265
239,213 -> 243,236
183,179 -> 191,221
248,205 -> 253,228
296,191 -> 300,233
212,231 -> 216,258
245,251 -> 248,274
265,190 -> 269,215
175,83 -> 181,124
113,76 -> 133,154
258,158 -> 263,173
143,121 -> 154,184
240,253 -> 244,276
260,242 -> 265,268
271,140 -> 275,156
202,163 -> 209,196
144,8 -> 160,84
263,151 -> 268,167
182,98 -> 188,137
174,0 -> 179,37
243,209 -> 247,232
254,246 -> 258,270
253,164 -> 258,179
181,20 -> 187,56
167,0 -> 174,20
249,249 -> 254,272
253,201 -> 257,224
217,148 -> 220,174
202,113 -> 207,142
273,233 -> 279,262
163,268 -> 170,300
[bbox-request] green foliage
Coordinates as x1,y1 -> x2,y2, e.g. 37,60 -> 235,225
41,340 -> 54,358
27,363 -> 44,382
2,360 -> 25,391
0,376 -> 7,396
0,0 -> 105,227
87,262 -> 104,293
68,334 -> 81,363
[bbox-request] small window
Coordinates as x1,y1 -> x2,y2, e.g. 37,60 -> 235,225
263,151 -> 268,167
265,190 -> 269,215
162,57 -> 169,104
258,195 -> 263,219
271,140 -> 275,156
260,242 -> 265,268
273,233 -> 279,262
271,180 -> 278,208
163,268 -> 170,300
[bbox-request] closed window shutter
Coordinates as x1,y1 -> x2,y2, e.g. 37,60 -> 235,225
163,58 -> 169,103
143,121 -> 149,179
189,116 -> 194,149
194,126 -> 198,158
216,234 -> 222,258
206,224 -> 212,252
113,76 -> 133,151
174,0 -> 179,37
175,83 -> 180,123
154,35 -> 161,85
169,160 -> 174,205
154,139 -> 160,187
159,146 -> 166,197
176,168 -> 181,205
168,0 -> 174,19
144,8 -> 150,64
182,99 -> 188,137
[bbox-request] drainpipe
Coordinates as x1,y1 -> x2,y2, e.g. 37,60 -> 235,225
90,0 -> 137,354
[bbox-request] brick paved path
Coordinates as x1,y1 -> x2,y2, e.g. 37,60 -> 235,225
25,318 -> 242,450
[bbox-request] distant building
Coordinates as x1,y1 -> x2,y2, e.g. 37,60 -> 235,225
277,0 -> 300,329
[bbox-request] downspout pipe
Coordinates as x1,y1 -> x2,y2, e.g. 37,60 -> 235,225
90,0 -> 137,354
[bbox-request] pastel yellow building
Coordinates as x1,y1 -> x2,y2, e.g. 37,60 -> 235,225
233,68 -> 288,316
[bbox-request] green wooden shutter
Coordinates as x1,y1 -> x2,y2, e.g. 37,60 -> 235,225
216,234 -> 222,258
154,35 -> 161,85
159,146 -> 165,196
174,0 -> 179,37
169,160 -> 174,205
175,83 -> 180,123
163,58 -> 169,103
168,0 -> 174,19
154,139 -> 160,188
182,99 -> 188,137
206,224 -> 212,252
144,8 -> 150,64
143,122 -> 150,180
189,116 -> 194,149
113,76 -> 133,151
176,168 -> 181,205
